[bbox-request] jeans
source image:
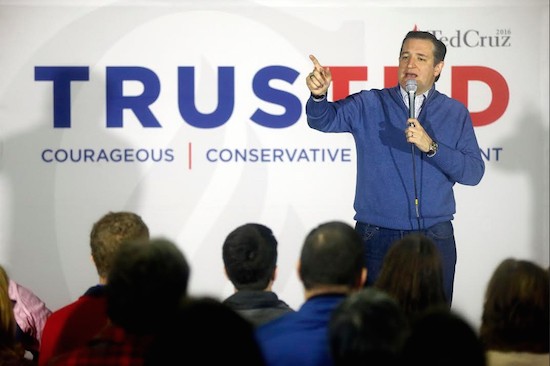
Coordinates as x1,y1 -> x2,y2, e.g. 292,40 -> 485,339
355,220 -> 457,304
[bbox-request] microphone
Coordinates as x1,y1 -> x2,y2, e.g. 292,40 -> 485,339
405,79 -> 421,228
405,79 -> 417,123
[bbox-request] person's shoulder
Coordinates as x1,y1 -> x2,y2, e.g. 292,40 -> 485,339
241,304 -> 295,327
8,279 -> 42,303
46,300 -> 80,322
221,291 -> 243,304
48,287 -> 107,320
8,279 -> 19,297
274,299 -> 294,311
339,87 -> 394,108
256,309 -> 295,336
9,280 -> 52,322
430,89 -> 466,107
356,87 -> 392,97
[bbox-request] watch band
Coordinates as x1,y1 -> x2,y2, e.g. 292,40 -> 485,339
311,93 -> 326,102
427,141 -> 438,157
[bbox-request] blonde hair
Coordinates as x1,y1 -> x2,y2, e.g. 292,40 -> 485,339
0,265 -> 24,358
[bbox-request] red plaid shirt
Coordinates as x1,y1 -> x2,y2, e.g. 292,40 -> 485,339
47,324 -> 154,366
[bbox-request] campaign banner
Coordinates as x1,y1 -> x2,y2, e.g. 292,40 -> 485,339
0,0 -> 548,328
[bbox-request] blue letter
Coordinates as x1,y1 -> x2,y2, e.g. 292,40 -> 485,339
106,67 -> 161,128
35,66 -> 89,128
177,66 -> 234,129
251,66 -> 301,128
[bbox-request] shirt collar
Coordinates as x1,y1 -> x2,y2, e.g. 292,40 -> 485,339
400,85 -> 429,102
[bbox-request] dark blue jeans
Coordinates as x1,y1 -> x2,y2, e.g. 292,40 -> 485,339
355,220 -> 456,304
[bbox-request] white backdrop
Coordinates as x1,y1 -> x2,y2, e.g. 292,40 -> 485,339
0,0 -> 548,331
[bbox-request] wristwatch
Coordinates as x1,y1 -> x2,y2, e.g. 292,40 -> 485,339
427,141 -> 438,157
311,93 -> 326,102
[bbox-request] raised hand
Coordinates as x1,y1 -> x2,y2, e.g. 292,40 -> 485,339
306,54 -> 332,97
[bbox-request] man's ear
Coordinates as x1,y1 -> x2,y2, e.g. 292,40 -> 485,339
434,60 -> 444,79
296,260 -> 302,282
272,265 -> 278,282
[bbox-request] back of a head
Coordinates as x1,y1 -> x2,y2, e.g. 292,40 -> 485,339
222,223 -> 277,290
374,233 -> 447,322
401,307 -> 486,366
90,211 -> 150,279
145,296 -> 265,365
106,238 -> 190,335
299,221 -> 364,290
329,287 -> 409,366
480,258 -> 549,353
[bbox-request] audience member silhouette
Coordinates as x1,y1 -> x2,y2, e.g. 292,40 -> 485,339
0,265 -> 35,365
222,223 -> 294,326
256,221 -> 366,366
39,211 -> 150,365
8,278 -> 51,362
145,296 -> 266,365
49,237 -> 190,365
328,287 -> 409,366
401,307 -> 486,366
374,233 -> 448,324
480,258 -> 549,366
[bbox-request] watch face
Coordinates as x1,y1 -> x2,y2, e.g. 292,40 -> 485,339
427,142 -> 438,157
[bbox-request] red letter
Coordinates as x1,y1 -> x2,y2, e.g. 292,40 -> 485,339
328,67 -> 368,101
452,66 -> 509,127
384,66 -> 399,88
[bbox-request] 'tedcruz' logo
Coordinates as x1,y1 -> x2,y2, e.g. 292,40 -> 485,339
428,29 -> 512,48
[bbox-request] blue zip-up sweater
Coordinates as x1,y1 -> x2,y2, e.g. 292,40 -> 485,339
306,85 -> 485,230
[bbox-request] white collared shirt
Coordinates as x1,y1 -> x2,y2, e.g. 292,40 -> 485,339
401,87 -> 428,118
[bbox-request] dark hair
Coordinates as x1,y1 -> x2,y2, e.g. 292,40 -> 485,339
223,223 -> 278,290
329,287 -> 409,366
400,31 -> 447,82
374,233 -> 447,323
480,258 -> 549,353
90,211 -> 150,278
145,296 -> 265,365
299,221 -> 364,290
106,238 -> 190,334
401,307 -> 486,366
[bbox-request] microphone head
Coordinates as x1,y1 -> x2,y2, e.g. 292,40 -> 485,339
405,79 -> 417,94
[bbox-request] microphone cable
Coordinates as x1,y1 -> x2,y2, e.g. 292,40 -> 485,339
410,132 -> 421,231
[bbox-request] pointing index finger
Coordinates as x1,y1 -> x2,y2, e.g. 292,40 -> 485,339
309,54 -> 322,70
